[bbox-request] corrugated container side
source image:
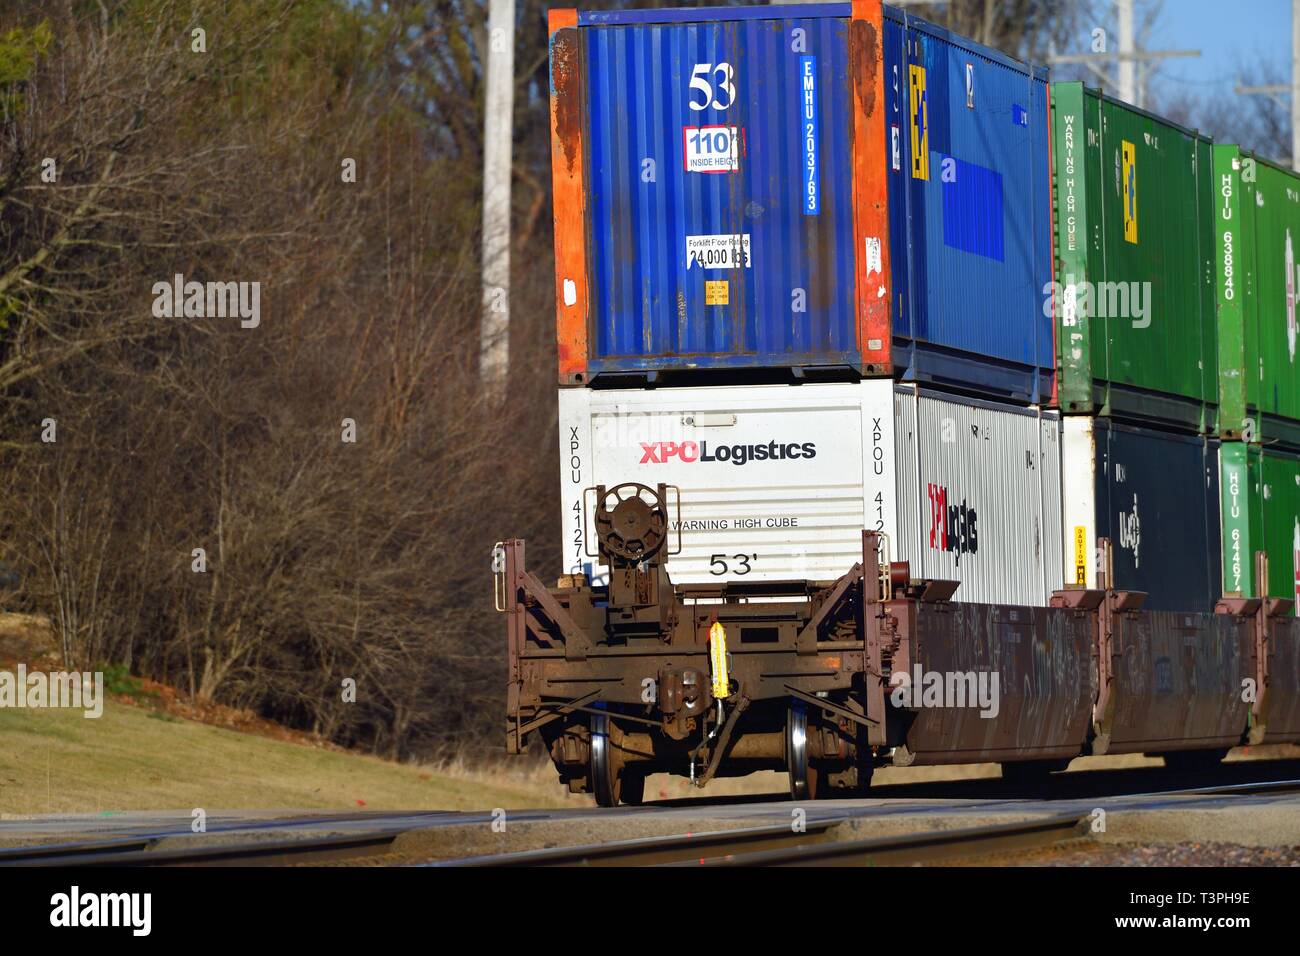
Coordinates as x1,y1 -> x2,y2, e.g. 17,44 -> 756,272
1220,441 -> 1300,611
1262,449 -> 1300,606
552,2 -> 1054,400
1051,83 -> 1215,430
884,12 -> 1054,402
558,380 -> 1063,605
558,5 -> 881,382
1062,417 -> 1221,611
1215,147 -> 1300,447
895,388 -> 1062,603
1244,156 -> 1300,438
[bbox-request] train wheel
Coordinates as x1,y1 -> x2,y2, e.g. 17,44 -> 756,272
786,703 -> 821,801
590,712 -> 618,807
590,712 -> 643,807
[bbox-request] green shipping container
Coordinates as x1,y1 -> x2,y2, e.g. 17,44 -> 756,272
1213,145 -> 1300,447
1051,82 -> 1216,430
1220,441 -> 1300,612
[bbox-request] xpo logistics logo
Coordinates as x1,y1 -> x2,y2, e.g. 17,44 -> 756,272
928,481 -> 980,564
639,440 -> 817,466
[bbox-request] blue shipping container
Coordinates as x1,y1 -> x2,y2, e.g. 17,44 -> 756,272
882,9 -> 1053,401
550,2 -> 1054,401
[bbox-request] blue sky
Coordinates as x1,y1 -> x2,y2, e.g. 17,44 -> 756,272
1133,0 -> 1291,107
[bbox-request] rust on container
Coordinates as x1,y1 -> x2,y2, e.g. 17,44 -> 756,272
850,0 -> 891,373
548,9 -> 589,385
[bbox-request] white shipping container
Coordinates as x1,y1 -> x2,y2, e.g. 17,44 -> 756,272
558,381 -> 1064,606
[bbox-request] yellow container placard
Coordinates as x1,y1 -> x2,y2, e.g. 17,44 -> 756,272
1122,140 -> 1138,244
1073,525 -> 1088,586
909,64 -> 929,181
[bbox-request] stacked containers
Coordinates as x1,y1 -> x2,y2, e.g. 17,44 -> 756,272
559,380 -> 1065,606
551,2 -> 1054,402
1214,146 -> 1300,610
548,1 -> 1064,605
1050,82 -> 1223,610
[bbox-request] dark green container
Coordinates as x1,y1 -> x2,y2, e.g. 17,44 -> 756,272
1051,82 -> 1217,430
1213,145 -> 1300,448
1219,441 -> 1300,612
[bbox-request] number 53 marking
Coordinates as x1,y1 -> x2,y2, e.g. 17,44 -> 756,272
710,553 -> 756,576
689,62 -> 736,111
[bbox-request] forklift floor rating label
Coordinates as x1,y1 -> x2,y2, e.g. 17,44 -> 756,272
686,233 -> 751,270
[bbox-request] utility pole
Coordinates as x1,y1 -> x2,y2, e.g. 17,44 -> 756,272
1238,0 -> 1300,170
1047,0 -> 1197,110
1117,0 -> 1135,105
480,0 -> 515,400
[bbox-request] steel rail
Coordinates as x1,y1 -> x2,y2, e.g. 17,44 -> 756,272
438,819 -> 841,867
0,830 -> 401,867
0,837 -> 156,863
677,812 -> 1092,867
4,777 -> 1298,867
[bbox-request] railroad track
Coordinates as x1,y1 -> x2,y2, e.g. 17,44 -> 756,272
3,777 -> 1298,867
441,819 -> 844,867
440,814 -> 1090,868
0,830 -> 401,867
441,777 -> 1300,868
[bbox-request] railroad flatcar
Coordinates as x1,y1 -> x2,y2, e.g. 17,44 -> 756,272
499,0 -> 1300,806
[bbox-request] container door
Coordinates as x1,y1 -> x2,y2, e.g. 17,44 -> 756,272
582,16 -> 859,371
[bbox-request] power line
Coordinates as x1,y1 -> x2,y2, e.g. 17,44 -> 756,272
1047,0 -> 1198,110
1233,0 -> 1300,170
